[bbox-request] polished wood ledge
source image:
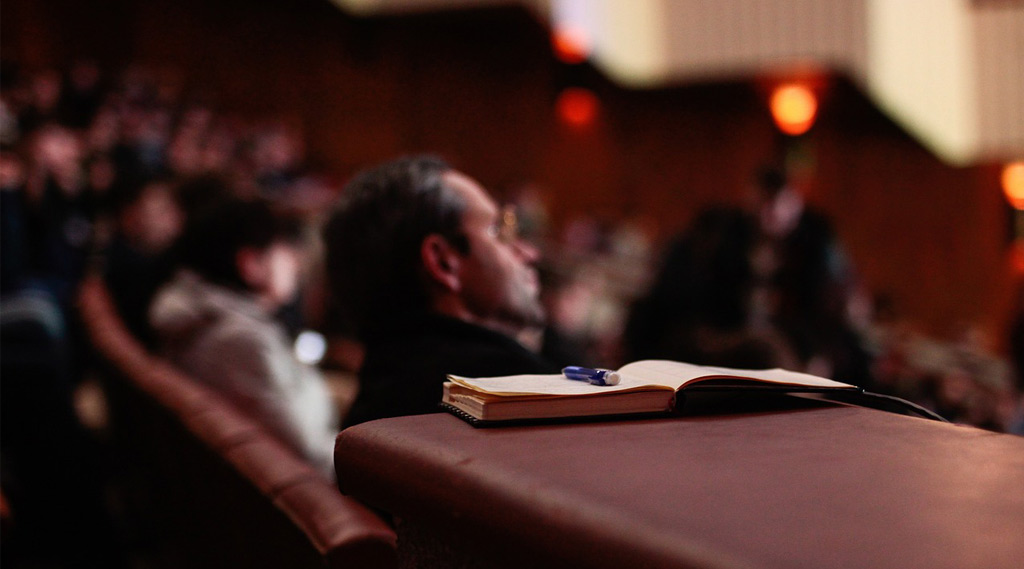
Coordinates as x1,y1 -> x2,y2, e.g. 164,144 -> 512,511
335,397 -> 1024,569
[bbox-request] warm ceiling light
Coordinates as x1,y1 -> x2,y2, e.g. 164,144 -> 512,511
1003,161 -> 1024,210
556,87 -> 599,127
552,26 -> 590,64
770,84 -> 818,136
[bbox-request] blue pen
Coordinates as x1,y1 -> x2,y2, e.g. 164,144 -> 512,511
562,366 -> 621,386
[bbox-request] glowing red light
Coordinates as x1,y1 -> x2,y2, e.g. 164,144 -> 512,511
1003,161 -> 1024,210
556,88 -> 599,127
770,84 -> 818,136
552,26 -> 590,64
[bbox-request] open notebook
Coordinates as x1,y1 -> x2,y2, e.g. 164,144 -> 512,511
442,359 -> 860,425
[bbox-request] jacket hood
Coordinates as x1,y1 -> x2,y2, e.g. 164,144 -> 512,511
149,270 -> 266,343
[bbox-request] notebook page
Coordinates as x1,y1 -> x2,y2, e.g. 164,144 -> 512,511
617,360 -> 856,390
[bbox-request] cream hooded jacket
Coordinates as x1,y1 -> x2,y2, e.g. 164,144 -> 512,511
149,270 -> 339,479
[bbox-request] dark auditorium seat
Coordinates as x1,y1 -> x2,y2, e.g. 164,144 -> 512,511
77,273 -> 397,569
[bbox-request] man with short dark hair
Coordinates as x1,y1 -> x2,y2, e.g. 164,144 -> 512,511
324,156 -> 557,427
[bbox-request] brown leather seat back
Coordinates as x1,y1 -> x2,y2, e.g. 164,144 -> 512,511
77,273 -> 396,569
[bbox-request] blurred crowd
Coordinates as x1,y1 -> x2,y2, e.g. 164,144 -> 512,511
0,61 -> 341,567
525,172 -> 1024,436
1,60 -> 1021,443
1,60 -> 335,342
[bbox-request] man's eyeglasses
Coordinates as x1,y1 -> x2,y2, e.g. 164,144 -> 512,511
487,205 -> 520,244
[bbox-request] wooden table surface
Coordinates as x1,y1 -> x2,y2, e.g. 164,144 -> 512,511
336,398 -> 1024,569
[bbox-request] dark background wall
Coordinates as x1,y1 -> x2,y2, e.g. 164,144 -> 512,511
3,0 -> 1016,347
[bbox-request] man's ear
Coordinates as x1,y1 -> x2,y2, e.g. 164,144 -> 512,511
421,234 -> 462,292
236,247 -> 267,290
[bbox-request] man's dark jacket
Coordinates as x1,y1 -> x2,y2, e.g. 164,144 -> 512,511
343,314 -> 559,428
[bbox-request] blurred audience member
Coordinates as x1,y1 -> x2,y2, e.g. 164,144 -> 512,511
535,265 -> 595,368
251,121 -> 306,198
22,124 -> 96,306
749,166 -> 871,386
1,145 -> 29,293
1,286 -> 128,569
17,69 -> 63,134
60,60 -> 104,129
323,156 -> 558,428
625,206 -> 798,369
149,198 -> 339,478
102,176 -> 184,345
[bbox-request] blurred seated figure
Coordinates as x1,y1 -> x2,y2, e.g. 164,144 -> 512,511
21,123 -> 96,308
624,206 -> 797,369
103,176 -> 183,346
1,143 -> 127,568
1,288 -> 130,569
149,198 -> 338,478
323,156 -> 558,428
749,166 -> 871,385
